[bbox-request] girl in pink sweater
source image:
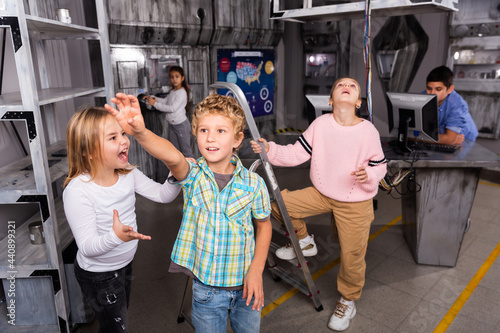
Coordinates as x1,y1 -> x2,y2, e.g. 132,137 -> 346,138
250,77 -> 387,331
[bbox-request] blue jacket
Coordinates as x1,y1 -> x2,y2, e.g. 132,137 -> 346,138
439,90 -> 478,142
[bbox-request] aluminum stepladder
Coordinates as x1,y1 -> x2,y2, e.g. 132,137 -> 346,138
177,82 -> 323,327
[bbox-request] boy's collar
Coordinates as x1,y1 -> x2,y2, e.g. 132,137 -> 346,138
197,154 -> 244,177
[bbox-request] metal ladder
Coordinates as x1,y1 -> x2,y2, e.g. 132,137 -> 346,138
177,82 -> 322,326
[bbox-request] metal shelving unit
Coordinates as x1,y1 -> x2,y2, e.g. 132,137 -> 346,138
269,0 -> 458,23
0,1 -> 113,331
448,35 -> 500,139
446,0 -> 500,139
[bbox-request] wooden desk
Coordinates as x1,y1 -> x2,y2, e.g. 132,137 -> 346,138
383,138 -> 500,266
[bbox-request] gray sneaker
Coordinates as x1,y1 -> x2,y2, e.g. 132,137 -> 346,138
328,298 -> 356,331
275,235 -> 318,260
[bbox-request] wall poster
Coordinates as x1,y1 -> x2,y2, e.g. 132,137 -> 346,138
217,49 -> 275,117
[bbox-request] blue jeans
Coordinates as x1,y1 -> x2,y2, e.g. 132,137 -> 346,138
74,260 -> 132,333
191,279 -> 261,333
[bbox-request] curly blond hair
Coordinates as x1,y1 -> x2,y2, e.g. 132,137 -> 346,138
191,94 -> 246,149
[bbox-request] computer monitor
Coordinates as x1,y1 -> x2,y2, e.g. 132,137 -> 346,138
306,95 -> 370,124
386,92 -> 439,153
305,95 -> 332,124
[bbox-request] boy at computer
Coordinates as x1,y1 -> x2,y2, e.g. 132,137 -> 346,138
425,66 -> 478,145
105,92 -> 272,333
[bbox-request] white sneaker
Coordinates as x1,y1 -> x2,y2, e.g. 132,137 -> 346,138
328,298 -> 356,331
275,235 -> 318,260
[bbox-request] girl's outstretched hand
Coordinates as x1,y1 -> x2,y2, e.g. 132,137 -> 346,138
104,93 -> 145,136
249,138 -> 270,154
111,209 -> 151,242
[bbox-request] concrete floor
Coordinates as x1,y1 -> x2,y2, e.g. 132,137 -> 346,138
75,163 -> 500,333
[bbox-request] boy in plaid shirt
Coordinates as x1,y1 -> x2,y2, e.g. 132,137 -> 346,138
106,93 -> 272,333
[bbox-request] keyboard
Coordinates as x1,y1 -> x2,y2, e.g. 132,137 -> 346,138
412,142 -> 461,153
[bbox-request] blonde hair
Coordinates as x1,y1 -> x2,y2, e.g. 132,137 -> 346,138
63,106 -> 132,187
330,77 -> 362,100
191,94 -> 246,150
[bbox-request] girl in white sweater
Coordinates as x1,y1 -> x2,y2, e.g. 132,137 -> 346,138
144,66 -> 194,158
63,107 -> 180,332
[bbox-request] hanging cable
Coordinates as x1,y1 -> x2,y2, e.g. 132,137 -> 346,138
379,168 -> 412,192
379,151 -> 422,199
363,0 -> 372,122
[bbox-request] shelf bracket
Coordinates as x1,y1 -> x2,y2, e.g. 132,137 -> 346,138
17,194 -> 49,221
30,269 -> 61,293
1,111 -> 36,141
0,16 -> 22,51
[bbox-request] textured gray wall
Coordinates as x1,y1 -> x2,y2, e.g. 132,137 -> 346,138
350,12 -> 451,136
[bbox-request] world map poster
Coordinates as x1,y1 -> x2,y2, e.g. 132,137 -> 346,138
217,49 -> 275,117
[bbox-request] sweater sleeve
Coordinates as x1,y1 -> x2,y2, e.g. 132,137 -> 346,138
131,168 -> 181,203
154,89 -> 187,113
63,184 -> 122,258
267,135 -> 312,167
360,132 -> 387,192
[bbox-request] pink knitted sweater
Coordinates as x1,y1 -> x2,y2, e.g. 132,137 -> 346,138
267,114 -> 387,202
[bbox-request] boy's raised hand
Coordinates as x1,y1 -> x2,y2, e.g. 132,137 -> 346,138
105,93 -> 145,136
111,209 -> 151,242
250,138 -> 270,154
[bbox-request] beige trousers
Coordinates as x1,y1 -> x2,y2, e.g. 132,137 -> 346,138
271,186 -> 374,301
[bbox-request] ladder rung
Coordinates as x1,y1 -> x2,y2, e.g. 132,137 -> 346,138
269,242 -> 311,268
269,241 -> 280,253
272,224 -> 290,237
268,265 -> 315,297
270,218 -> 293,236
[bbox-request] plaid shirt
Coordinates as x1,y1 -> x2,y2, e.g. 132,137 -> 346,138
170,155 -> 271,287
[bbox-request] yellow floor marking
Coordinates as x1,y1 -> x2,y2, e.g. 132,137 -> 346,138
434,241 -> 500,332
262,215 -> 402,317
478,180 -> 500,188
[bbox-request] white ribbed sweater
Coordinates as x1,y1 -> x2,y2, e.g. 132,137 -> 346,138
154,88 -> 188,125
